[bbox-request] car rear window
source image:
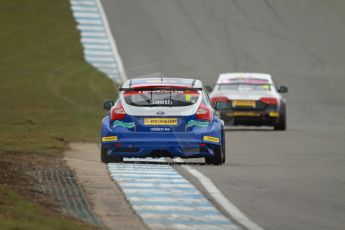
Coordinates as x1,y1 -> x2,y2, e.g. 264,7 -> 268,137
123,90 -> 200,107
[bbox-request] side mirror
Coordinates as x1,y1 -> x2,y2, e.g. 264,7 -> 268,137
278,85 -> 288,93
103,101 -> 114,110
215,101 -> 230,110
204,85 -> 212,93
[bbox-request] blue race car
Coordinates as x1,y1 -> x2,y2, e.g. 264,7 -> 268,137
101,77 -> 225,165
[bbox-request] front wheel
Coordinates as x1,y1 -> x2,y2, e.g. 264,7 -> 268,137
101,146 -> 123,163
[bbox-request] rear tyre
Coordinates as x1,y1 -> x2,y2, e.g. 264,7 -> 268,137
205,146 -> 223,165
101,146 -> 123,163
222,134 -> 226,164
221,128 -> 226,164
205,132 -> 225,165
274,113 -> 286,131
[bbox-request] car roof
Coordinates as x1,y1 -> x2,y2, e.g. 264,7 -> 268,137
217,73 -> 273,84
122,77 -> 203,88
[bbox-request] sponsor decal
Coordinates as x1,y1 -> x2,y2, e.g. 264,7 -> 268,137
144,118 -> 177,126
232,100 -> 256,107
156,111 -> 165,116
145,79 -> 164,83
153,99 -> 173,105
269,112 -> 279,117
227,112 -> 261,117
203,136 -> 220,143
263,85 -> 270,90
102,136 -> 118,142
186,120 -> 209,128
150,127 -> 171,132
221,78 -> 269,84
112,120 -> 135,128
185,94 -> 191,101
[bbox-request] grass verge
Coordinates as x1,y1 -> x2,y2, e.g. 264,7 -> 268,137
0,0 -> 116,153
0,0 -> 116,228
0,185 -> 92,230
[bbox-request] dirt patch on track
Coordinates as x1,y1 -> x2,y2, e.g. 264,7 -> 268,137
0,151 -> 58,206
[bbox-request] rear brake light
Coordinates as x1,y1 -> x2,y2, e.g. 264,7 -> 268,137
259,97 -> 278,105
196,103 -> 213,121
210,96 -> 229,105
110,103 -> 126,120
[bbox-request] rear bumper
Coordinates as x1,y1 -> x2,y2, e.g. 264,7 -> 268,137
101,121 -> 222,158
103,142 -> 217,158
219,110 -> 281,126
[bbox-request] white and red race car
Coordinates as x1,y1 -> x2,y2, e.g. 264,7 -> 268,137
209,73 -> 288,130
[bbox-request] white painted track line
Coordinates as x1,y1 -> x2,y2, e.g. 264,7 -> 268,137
108,169 -> 178,174
117,183 -> 193,188
140,214 -> 229,221
133,205 -> 216,212
148,224 -> 239,230
74,12 -> 100,18
115,178 -> 187,183
124,157 -> 166,162
77,25 -> 104,31
108,162 -> 240,229
94,0 -> 127,83
173,158 -> 264,230
71,1 -> 96,6
70,0 -> 127,84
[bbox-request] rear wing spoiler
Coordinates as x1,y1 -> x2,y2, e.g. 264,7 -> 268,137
119,87 -> 203,91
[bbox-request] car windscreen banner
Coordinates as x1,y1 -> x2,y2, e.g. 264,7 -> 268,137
121,88 -> 200,107
220,78 -> 269,84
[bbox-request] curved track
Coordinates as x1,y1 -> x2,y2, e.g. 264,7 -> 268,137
100,1 -> 345,229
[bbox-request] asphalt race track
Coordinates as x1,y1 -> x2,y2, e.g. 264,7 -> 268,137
100,1 -> 345,229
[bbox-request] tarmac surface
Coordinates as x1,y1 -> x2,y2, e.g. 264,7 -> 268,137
100,1 -> 345,229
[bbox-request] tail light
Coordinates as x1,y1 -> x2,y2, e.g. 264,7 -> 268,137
211,96 -> 229,105
110,103 -> 126,120
114,142 -> 122,148
259,97 -> 278,105
196,103 -> 213,121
